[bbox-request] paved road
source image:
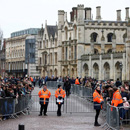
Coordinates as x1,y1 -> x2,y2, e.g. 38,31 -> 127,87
0,86 -> 104,130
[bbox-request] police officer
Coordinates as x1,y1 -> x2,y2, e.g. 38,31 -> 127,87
55,85 -> 66,116
93,85 -> 104,126
38,84 -> 51,116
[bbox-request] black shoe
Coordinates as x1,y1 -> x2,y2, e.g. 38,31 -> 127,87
94,123 -> 101,126
44,114 -> 48,116
38,114 -> 42,116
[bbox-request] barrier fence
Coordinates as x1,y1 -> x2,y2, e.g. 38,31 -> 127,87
103,103 -> 120,130
46,81 -> 130,129
0,94 -> 31,119
30,95 -> 64,112
1,81 -> 130,130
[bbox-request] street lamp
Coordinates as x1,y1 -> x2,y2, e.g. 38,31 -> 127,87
119,62 -> 123,83
27,54 -> 30,77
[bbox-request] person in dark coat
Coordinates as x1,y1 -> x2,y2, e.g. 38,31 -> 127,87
64,78 -> 71,97
115,78 -> 122,87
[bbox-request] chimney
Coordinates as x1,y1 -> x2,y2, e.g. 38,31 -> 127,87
85,8 -> 91,20
58,10 -> 65,29
77,4 -> 84,24
64,12 -> 67,22
117,10 -> 121,21
96,6 -> 101,20
125,7 -> 129,21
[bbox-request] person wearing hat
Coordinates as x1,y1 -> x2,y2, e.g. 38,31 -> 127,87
55,85 -> 66,116
93,85 -> 104,126
38,84 -> 51,116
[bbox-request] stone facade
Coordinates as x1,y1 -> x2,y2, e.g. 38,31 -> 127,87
37,22 -> 58,77
0,40 -> 6,77
38,5 -> 130,81
5,28 -> 40,77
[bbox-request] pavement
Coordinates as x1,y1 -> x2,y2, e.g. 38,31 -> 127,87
0,86 -> 105,130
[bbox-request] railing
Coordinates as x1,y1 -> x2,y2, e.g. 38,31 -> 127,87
30,95 -> 64,112
46,81 -> 64,89
0,94 -> 31,119
103,103 -> 120,130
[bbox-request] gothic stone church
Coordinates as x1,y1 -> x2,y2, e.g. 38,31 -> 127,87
37,5 -> 130,81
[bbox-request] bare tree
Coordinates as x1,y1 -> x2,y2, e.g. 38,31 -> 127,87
0,28 -> 3,50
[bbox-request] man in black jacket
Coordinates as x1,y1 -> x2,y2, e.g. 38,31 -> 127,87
64,78 -> 71,97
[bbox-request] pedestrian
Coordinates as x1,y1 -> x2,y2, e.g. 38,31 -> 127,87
55,85 -> 66,116
111,86 -> 123,119
38,77 -> 41,88
64,78 -> 71,97
93,85 -> 104,126
33,77 -> 36,87
38,84 -> 51,116
75,77 -> 80,85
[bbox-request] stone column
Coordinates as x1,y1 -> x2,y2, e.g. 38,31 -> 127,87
99,55 -> 102,80
101,30 -> 105,53
112,31 -> 116,52
110,54 -> 114,80
89,55 -> 92,77
126,19 -> 130,80
91,43 -> 94,54
122,53 -> 126,81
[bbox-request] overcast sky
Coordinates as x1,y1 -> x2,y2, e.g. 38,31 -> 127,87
0,0 -> 130,38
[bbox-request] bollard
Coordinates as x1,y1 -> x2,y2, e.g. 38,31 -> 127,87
18,124 -> 25,130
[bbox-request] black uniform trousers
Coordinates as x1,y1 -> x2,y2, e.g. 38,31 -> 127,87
40,103 -> 48,115
57,104 -> 62,116
65,89 -> 70,97
95,109 -> 101,124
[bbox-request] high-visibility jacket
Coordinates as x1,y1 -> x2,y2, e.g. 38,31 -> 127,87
30,77 -> 33,82
75,79 -> 80,85
111,90 -> 123,107
93,90 -> 104,109
55,88 -> 66,104
38,89 -> 51,105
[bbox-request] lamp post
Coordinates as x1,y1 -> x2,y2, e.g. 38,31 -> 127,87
27,54 -> 30,77
119,62 -> 123,83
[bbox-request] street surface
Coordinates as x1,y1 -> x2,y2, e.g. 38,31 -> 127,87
0,86 -> 104,130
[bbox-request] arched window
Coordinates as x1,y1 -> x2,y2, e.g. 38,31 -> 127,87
83,63 -> 89,76
123,33 -> 127,43
107,49 -> 112,53
93,63 -> 99,79
45,54 -> 47,65
74,25 -> 77,38
94,48 -> 99,54
90,32 -> 98,42
104,62 -> 110,80
65,27 -> 68,40
107,33 -> 113,42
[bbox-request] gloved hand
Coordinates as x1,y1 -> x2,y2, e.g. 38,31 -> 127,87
100,101 -> 104,104
58,96 -> 62,100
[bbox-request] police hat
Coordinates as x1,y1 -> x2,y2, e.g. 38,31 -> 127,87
58,84 -> 61,88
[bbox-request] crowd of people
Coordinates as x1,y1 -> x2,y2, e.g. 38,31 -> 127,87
0,76 -> 34,121
1,75 -> 130,126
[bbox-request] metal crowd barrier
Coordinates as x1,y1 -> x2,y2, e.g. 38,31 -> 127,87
46,81 -> 64,89
0,94 -> 31,119
103,103 -> 130,130
30,95 -> 64,112
71,84 -> 93,101
65,94 -> 94,113
103,103 -> 120,130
